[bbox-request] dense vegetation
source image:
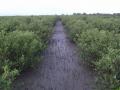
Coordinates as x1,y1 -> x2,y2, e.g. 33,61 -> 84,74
0,16 -> 56,90
61,15 -> 120,90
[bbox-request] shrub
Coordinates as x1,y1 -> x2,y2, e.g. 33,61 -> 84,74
0,31 -> 43,89
0,16 -> 56,90
61,15 -> 120,89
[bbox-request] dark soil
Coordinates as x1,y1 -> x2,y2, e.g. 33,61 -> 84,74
13,21 -> 96,90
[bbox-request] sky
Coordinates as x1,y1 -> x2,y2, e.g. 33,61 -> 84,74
0,0 -> 120,15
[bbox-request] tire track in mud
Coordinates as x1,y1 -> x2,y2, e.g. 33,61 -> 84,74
13,21 -> 95,90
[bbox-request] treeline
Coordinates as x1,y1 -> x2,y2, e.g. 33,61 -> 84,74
61,15 -> 120,90
73,13 -> 120,16
0,16 -> 56,90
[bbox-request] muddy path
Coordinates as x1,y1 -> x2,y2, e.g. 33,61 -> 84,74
13,21 -> 95,90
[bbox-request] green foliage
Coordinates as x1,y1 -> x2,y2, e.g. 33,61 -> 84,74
0,65 -> 19,90
0,16 -> 56,90
61,15 -> 120,90
78,29 -> 114,61
6,31 -> 43,69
